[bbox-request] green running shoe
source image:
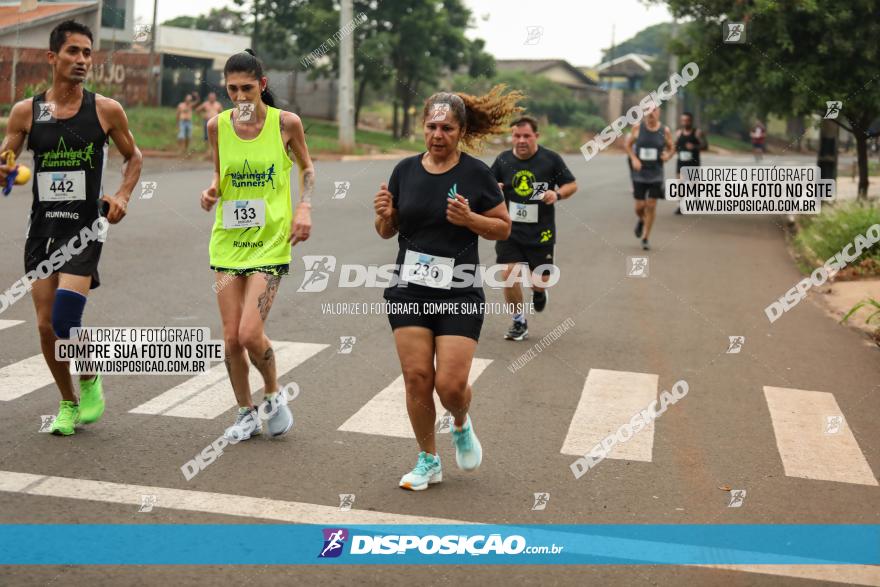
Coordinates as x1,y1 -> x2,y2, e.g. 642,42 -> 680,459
49,400 -> 79,436
78,375 -> 105,424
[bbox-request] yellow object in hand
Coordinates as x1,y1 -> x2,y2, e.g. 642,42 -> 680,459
14,164 -> 31,184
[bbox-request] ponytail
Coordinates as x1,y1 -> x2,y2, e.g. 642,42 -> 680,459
422,85 -> 524,151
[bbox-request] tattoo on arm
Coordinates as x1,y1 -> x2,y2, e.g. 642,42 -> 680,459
256,274 -> 282,321
300,169 -> 315,205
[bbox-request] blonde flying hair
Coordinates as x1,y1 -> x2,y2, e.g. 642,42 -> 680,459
422,84 -> 525,151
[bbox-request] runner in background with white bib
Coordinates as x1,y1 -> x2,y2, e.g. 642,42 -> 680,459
200,49 -> 313,442
0,20 -> 142,436
673,112 -> 707,215
374,87 -> 519,491
625,105 -> 674,250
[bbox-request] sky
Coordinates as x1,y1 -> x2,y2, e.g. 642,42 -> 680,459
133,0 -> 671,67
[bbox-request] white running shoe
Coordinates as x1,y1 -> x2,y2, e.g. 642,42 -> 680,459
224,408 -> 262,442
259,395 -> 294,437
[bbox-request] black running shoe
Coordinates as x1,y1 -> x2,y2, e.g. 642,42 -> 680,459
533,290 -> 548,312
641,238 -> 650,251
635,219 -> 644,238
504,321 -> 528,341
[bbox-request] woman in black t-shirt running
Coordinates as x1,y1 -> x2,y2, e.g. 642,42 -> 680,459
373,86 -> 520,491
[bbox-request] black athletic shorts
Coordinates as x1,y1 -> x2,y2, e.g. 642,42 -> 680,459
384,290 -> 485,341
24,236 -> 102,289
495,240 -> 555,275
633,182 -> 664,200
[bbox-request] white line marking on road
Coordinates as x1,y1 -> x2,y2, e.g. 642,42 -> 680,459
0,354 -> 59,402
129,341 -> 328,419
0,470 -> 471,525
0,470 -> 875,584
0,319 -> 25,332
337,358 -> 493,438
764,386 -> 877,486
560,368 -> 658,461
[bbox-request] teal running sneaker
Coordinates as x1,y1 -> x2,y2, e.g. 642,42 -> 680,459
399,451 -> 442,491
78,375 -> 105,424
49,400 -> 79,436
451,415 -> 482,471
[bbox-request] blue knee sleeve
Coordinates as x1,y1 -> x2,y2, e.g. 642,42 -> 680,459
52,289 -> 87,339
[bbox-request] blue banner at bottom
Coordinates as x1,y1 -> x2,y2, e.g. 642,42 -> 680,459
0,525 -> 877,565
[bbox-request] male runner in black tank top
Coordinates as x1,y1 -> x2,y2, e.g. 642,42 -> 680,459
673,112 -> 707,215
624,106 -> 674,250
0,20 -> 143,436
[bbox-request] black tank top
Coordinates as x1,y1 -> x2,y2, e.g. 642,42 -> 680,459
27,90 -> 108,237
632,124 -> 666,184
676,129 -> 701,166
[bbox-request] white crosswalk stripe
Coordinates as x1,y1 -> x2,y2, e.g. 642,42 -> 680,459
0,319 -> 25,332
0,353 -> 61,402
561,368 -> 659,461
764,386 -> 878,486
128,341 -> 328,419
338,358 -> 493,438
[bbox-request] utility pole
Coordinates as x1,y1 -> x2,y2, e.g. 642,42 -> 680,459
666,18 -> 678,131
148,0 -> 158,105
338,0 -> 355,153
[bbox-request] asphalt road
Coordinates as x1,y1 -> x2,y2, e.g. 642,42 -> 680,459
0,149 -> 877,586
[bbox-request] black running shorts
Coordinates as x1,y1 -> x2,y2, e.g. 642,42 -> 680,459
495,240 -> 555,276
384,291 -> 485,341
24,236 -> 102,289
633,182 -> 665,200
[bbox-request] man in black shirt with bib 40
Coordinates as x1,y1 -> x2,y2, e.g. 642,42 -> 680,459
491,116 -> 577,341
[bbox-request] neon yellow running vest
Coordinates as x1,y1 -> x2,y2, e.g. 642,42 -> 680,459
209,106 -> 293,268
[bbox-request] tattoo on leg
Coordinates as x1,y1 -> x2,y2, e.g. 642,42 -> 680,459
257,274 -> 281,321
248,345 -> 275,370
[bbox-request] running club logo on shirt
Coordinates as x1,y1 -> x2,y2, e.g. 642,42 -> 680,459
41,137 -> 95,169
512,170 -> 537,197
227,159 -> 276,189
319,528 -> 348,558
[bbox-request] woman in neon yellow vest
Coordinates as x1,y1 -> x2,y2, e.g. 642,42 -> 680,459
200,49 -> 314,441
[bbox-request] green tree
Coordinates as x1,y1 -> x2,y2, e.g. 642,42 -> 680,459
602,22 -> 674,62
163,7 -> 251,35
254,0 -> 489,137
659,0 -> 880,198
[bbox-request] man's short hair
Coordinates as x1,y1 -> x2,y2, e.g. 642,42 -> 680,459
682,111 -> 694,119
49,20 -> 94,53
511,116 -> 539,133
